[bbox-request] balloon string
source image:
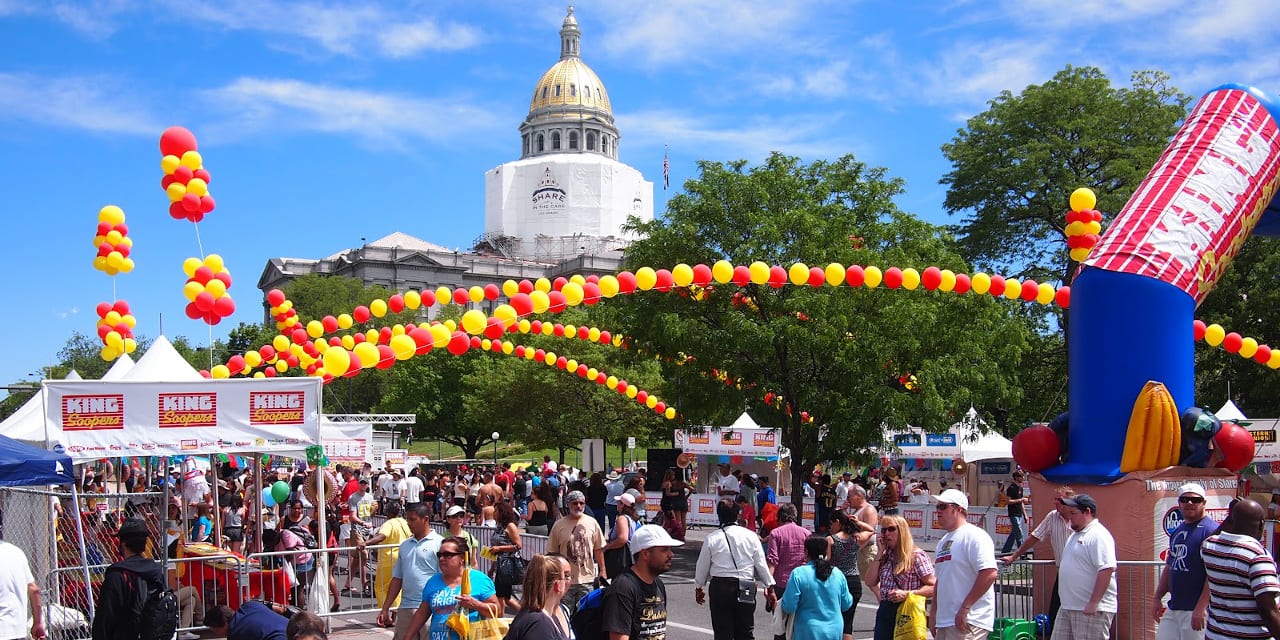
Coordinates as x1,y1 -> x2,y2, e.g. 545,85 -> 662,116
208,324 -> 214,369
194,222 -> 205,260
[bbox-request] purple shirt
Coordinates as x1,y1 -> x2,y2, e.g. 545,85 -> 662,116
767,522 -> 810,593
1167,516 -> 1218,610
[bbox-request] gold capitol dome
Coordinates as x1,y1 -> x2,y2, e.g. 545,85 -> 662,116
527,6 -> 612,120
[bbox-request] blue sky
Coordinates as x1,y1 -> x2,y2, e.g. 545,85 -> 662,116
2,0 -> 1279,392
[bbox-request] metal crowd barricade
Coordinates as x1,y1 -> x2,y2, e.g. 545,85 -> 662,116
993,559 -> 1164,640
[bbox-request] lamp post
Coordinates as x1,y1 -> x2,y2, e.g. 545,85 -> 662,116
491,431 -> 500,470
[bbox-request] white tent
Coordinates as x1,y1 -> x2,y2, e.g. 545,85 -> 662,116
0,369 -> 91,444
1216,399 -> 1248,421
889,409 -> 1014,463
674,412 -> 781,457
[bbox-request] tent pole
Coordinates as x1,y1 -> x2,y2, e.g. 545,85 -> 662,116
70,482 -> 95,620
211,454 -> 221,548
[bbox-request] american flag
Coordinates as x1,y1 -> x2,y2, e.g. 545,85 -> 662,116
663,148 -> 670,190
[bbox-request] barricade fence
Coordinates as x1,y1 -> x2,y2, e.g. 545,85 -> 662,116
995,559 -> 1163,640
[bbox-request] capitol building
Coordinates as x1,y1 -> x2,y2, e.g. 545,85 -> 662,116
257,8 -> 655,315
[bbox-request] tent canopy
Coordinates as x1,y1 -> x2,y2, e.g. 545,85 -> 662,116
0,432 -> 74,486
0,369 -> 85,444
889,410 -> 1013,463
1216,400 -> 1248,421
675,412 -> 781,458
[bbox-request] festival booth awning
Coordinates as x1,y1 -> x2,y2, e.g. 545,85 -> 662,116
0,432 -> 74,486
674,412 -> 781,458
888,413 -> 1013,463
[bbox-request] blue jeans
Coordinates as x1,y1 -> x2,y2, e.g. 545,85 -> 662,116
1002,514 -> 1026,553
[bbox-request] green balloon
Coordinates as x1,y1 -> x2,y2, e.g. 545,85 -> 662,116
271,480 -> 290,504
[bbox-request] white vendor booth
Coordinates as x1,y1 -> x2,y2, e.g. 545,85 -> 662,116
887,415 -> 1021,543
672,412 -> 815,526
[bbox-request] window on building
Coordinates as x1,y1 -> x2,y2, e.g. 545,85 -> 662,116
596,88 -> 602,100
552,132 -> 561,150
537,134 -> 545,152
542,87 -> 548,99
554,85 -> 561,97
587,131 -> 597,151
570,84 -> 577,97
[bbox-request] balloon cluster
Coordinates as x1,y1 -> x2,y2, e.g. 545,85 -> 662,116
159,126 -> 216,223
95,300 -> 137,361
181,254 -> 235,325
1065,188 -> 1104,263
1194,319 -> 1280,368
92,205 -> 135,275
266,289 -> 301,332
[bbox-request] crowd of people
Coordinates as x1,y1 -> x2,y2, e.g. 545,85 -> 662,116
7,460 -> 1280,640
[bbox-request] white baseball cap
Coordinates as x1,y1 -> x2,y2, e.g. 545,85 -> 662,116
1177,483 -> 1206,499
629,524 -> 684,555
935,488 -> 970,511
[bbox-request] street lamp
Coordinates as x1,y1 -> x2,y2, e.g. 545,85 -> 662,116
491,431 -> 500,470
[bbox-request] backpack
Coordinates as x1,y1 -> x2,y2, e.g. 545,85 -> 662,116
288,524 -> 318,550
569,584 -> 609,640
108,567 -> 178,640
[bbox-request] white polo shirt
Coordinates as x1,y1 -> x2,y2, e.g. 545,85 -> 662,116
1058,519 -> 1117,612
0,542 -> 34,640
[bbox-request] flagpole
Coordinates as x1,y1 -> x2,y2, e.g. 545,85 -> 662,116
662,145 -> 670,212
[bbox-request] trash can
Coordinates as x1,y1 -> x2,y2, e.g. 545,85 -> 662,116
988,618 -> 1037,640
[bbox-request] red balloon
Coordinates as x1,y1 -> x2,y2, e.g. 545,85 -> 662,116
212,296 -> 235,317
117,245 -> 130,258
328,336 -> 342,347
193,168 -> 211,183
518,279 -> 534,294
509,293 -> 532,316
616,380 -> 628,393
159,126 -> 198,157
483,284 -> 500,300
377,344 -> 397,368
388,294 -> 405,313
193,266 -> 214,283
484,318 -> 505,340
353,305 -> 371,323
654,402 -> 666,414
654,269 -> 675,292
181,192 -> 201,212
553,277 -> 568,291
1193,320 -> 1206,341
96,301 -> 112,317
635,390 -> 649,404
352,332 -> 366,344
1054,286 -> 1070,308
199,195 -> 216,213
409,328 -> 431,347
469,336 -> 482,349
448,332 -> 470,355
987,275 -> 1006,297
883,267 -> 903,289
343,358 -> 362,379
1020,280 -> 1039,301
204,312 -> 222,325
292,328 -> 308,344
267,289 -> 286,306
514,345 -> 526,358
576,364 -> 588,377
807,267 -> 825,287
194,291 -> 216,312
768,265 -> 786,289
599,331 -> 611,345
548,291 -> 567,313
173,165 -> 194,183
96,325 -> 112,339
188,211 -> 204,223
553,323 -> 565,337
286,355 -> 299,368
214,271 -> 231,288
1012,424 -> 1061,472
420,289 -> 436,307
845,265 -> 865,287
453,288 -> 469,305
691,264 -> 713,286
596,372 -> 607,384
1214,422 -> 1255,472
322,315 -> 339,333
259,345 -> 276,360
556,356 -> 567,369
732,265 -> 751,286
1255,344 -> 1273,364
954,273 -> 971,294
921,266 -> 942,290
263,368 -> 277,378
1223,332 -> 1243,353
534,349 -> 546,361
582,282 -> 601,305
577,326 -> 590,340
227,355 -> 246,372
617,271 -> 638,294
378,327 -> 393,344
161,175 -> 177,190
168,202 -> 186,220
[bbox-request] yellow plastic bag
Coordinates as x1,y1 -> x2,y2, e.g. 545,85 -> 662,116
466,616 -> 510,640
893,593 -> 928,640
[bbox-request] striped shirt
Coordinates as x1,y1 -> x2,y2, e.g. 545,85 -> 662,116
1202,531 -> 1280,639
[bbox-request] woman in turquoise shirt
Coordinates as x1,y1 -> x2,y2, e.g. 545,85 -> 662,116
781,535 -> 855,640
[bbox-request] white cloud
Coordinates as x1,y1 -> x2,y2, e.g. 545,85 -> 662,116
202,78 -> 505,149
378,19 -> 483,58
0,73 -> 159,134
57,307 -> 79,319
617,108 -> 863,160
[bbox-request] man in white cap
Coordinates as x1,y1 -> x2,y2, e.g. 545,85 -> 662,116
550,489 -> 606,612
1053,494 -> 1117,639
604,524 -> 684,640
1151,483 -> 1217,639
931,489 -> 997,640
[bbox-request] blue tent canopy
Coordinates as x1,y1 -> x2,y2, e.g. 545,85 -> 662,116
0,432 -> 74,486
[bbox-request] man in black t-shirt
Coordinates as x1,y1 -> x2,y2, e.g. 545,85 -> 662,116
604,525 -> 684,640
1001,470 -> 1027,554
815,474 -> 838,532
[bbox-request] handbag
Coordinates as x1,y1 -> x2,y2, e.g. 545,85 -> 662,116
465,613 -> 510,640
721,526 -> 757,604
496,553 -> 528,585
893,593 -> 928,640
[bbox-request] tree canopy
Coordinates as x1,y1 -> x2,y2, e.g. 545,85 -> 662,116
614,153 -> 1032,502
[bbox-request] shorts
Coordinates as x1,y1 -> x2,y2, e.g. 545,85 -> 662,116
223,526 -> 244,542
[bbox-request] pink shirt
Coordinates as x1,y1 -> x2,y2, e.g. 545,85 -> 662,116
767,522 -> 810,593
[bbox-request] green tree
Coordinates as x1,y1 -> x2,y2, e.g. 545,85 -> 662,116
379,346 -> 494,459
616,153 -> 1032,505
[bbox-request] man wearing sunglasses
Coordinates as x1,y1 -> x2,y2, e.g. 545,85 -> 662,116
1150,483 -> 1217,640
375,503 -> 443,640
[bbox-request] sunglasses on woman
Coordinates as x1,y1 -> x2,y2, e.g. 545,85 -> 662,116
881,526 -> 898,533
437,551 -> 465,558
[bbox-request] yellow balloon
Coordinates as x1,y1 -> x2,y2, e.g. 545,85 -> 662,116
541,321 -> 554,336
211,364 -> 230,379
444,319 -> 457,332
672,264 -> 694,287
563,324 -> 576,337
635,267 -> 657,291
186,178 -> 208,197
461,309 -> 487,334
103,311 -> 122,325
435,286 -> 452,305
524,346 -> 537,361
322,348 -> 351,377
587,367 -> 598,380
598,275 -> 619,297
353,342 -> 379,368
276,360 -> 289,373
562,282 -> 584,306
863,266 -> 883,288
517,319 -> 531,334
245,351 -> 263,368
180,150 -> 203,170
1069,188 -> 1096,213
1269,350 -> 1280,369
370,299 -> 388,318
901,268 -> 920,290
825,263 -> 845,286
469,286 -> 484,303
337,313 -> 353,330
530,290 -> 550,314
166,182 -> 186,202
105,230 -> 123,245
341,335 -> 355,350
120,258 -> 135,273
106,252 -> 124,270
712,260 -> 734,283
119,236 -> 133,248
494,304 -> 517,327
569,274 -> 586,286
124,338 -> 136,353
399,290 -> 419,310
665,407 -> 676,419
1064,221 -> 1086,236
161,155 -> 181,175
204,279 -> 227,298
98,205 -> 125,225
748,262 -> 770,285
588,327 -> 601,342
501,341 -> 514,355
939,270 -> 957,292
390,334 -> 416,360
1084,221 -> 1102,235
1069,248 -> 1092,263
788,263 -> 809,286
429,324 -> 451,348
1037,283 -> 1056,305
253,372 -> 265,379
204,254 -> 224,272
544,351 -> 557,366
314,339 -> 329,353
364,329 -> 378,344
1004,280 -> 1022,300
105,332 -> 124,349
481,339 -> 492,351
606,376 -> 618,389
971,273 -> 992,295
1240,337 -> 1259,359
273,335 -> 290,352
93,256 -> 108,272
306,320 -> 324,338
501,280 -> 518,297
565,359 -> 578,372
1204,324 -> 1225,346
625,386 -> 638,399
183,281 -> 204,301
534,278 -> 551,292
